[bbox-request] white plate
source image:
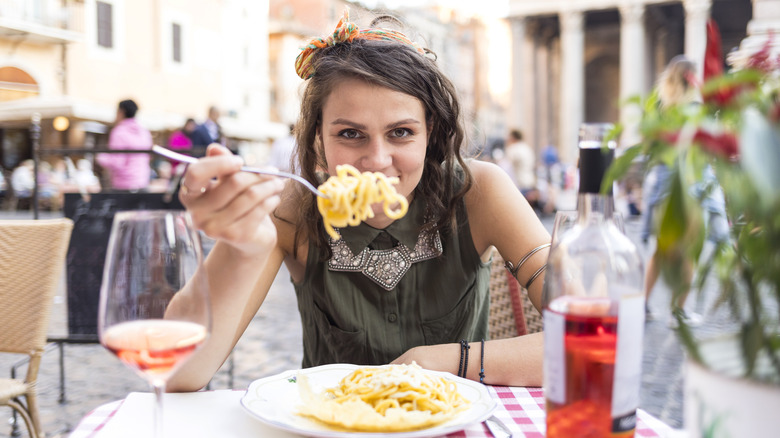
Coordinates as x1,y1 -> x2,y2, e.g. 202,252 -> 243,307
240,363 -> 497,438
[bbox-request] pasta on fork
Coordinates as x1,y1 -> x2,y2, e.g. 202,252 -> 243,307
317,164 -> 409,240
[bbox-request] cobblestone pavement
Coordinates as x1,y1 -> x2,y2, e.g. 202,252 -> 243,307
0,208 -> 740,437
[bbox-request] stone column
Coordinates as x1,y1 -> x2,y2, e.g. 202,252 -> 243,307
521,18 -> 539,152
729,0 -> 780,69
509,18 -> 527,135
684,0 -> 713,80
619,2 -> 646,147
559,9 -> 584,165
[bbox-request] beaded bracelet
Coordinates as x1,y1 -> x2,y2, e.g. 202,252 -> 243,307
457,340 -> 470,378
479,338 -> 486,384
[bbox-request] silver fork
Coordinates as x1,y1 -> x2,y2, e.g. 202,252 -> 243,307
152,145 -> 328,198
485,414 -> 515,438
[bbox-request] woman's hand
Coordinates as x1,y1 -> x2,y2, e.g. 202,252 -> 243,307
179,144 -> 285,257
391,344 -> 460,377
393,336 -> 544,386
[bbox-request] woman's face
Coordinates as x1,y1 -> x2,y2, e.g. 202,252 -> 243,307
319,78 -> 428,214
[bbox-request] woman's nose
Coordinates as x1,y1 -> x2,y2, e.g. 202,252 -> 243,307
360,138 -> 393,171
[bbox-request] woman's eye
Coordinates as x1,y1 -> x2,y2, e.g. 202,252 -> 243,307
390,128 -> 412,138
338,129 -> 361,139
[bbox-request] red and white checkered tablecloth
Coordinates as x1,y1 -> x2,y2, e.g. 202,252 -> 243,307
70,386 -> 673,437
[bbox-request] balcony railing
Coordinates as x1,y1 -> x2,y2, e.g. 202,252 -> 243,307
0,0 -> 83,44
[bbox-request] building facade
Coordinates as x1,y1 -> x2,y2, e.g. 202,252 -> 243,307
0,0 -> 286,173
507,0 -> 752,164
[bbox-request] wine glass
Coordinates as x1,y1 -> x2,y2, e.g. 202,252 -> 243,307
98,210 -> 211,437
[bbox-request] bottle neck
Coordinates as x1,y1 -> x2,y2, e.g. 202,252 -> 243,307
576,192 -> 614,223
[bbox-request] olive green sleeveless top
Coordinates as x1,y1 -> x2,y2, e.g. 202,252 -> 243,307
293,193 -> 491,368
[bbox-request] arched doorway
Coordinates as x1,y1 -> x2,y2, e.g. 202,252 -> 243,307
0,67 -> 40,101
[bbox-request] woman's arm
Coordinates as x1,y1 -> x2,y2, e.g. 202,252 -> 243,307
166,145 -> 287,392
392,334 -> 544,387
167,245 -> 285,392
466,159 -> 550,310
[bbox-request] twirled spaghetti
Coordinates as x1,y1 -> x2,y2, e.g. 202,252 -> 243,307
297,363 -> 469,432
317,164 -> 409,240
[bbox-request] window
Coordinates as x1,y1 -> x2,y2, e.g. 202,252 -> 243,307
172,22 -> 182,63
97,1 -> 113,48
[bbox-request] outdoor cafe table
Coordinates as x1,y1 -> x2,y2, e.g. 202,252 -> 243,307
69,386 -> 680,437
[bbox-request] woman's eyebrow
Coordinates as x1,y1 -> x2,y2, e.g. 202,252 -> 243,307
330,118 -> 366,129
329,118 -> 422,129
386,119 -> 421,129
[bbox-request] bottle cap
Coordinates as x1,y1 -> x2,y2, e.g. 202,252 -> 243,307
578,123 -> 616,194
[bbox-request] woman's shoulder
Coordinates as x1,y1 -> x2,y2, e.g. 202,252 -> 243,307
462,159 -> 521,218
464,159 -> 515,193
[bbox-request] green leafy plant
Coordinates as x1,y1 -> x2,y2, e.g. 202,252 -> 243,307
604,40 -> 780,383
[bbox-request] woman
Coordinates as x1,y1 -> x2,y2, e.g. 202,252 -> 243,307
168,11 -> 550,391
642,55 -> 729,326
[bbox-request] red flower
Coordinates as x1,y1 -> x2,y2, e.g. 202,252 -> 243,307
704,19 -> 724,81
701,75 -> 759,108
656,129 -> 739,160
747,36 -> 775,73
692,130 -> 739,159
659,130 -> 681,146
702,83 -> 746,107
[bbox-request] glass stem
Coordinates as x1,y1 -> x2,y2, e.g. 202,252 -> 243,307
152,379 -> 166,438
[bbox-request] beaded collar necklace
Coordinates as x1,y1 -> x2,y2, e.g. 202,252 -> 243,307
327,227 -> 442,290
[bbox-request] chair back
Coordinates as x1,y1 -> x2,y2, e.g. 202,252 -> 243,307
488,249 -> 543,339
0,218 -> 73,354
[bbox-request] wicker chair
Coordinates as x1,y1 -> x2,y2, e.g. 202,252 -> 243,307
0,218 -> 73,438
488,248 -> 543,339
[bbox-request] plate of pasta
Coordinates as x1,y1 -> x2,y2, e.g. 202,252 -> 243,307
240,363 -> 496,437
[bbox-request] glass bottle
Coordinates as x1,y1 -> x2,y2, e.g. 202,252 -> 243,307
543,123 -> 645,438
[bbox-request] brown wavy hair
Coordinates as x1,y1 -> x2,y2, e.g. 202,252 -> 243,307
287,37 -> 473,259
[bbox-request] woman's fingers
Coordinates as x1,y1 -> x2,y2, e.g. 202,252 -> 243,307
176,145 -> 285,249
196,176 -> 285,239
179,147 -> 244,200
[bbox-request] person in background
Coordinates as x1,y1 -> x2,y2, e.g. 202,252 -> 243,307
72,159 -> 102,193
541,144 -> 559,185
10,159 -> 35,199
190,106 -> 224,157
267,124 -> 297,173
0,168 -> 6,200
169,118 -> 196,151
96,99 -> 153,192
643,55 -> 730,326
148,160 -> 174,193
505,129 -> 542,211
168,118 -> 197,171
505,130 -> 535,193
168,10 -> 550,392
